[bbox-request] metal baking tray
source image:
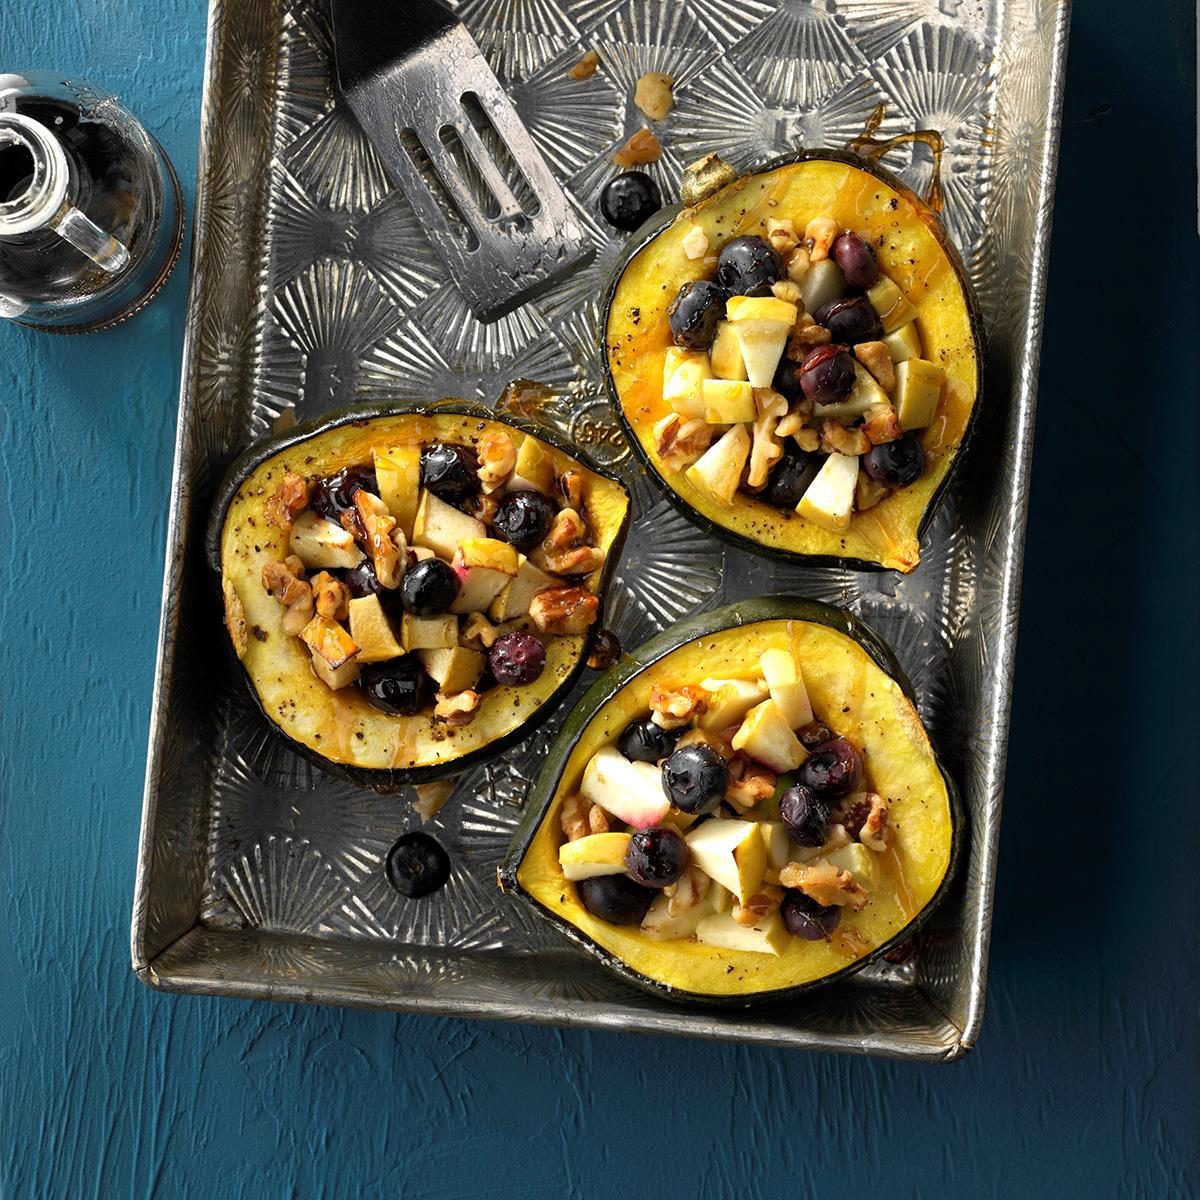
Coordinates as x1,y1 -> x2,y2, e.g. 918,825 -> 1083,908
132,0 -> 1071,1059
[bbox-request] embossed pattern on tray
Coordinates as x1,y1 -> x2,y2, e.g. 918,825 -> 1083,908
133,0 -> 1071,1058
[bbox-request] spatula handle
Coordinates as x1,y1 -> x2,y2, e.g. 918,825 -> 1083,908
332,0 -> 456,91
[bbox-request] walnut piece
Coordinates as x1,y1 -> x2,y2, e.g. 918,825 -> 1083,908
855,472 -> 890,513
533,508 -> 604,577
854,340 -> 897,393
529,586 -> 599,636
746,388 -> 787,489
862,403 -> 903,446
794,427 -> 821,453
634,71 -> 674,121
558,469 -> 585,512
587,804 -> 610,835
820,419 -> 871,457
805,216 -> 839,263
787,313 -> 831,358
264,471 -> 310,531
476,429 -> 516,494
681,224 -> 710,260
310,570 -> 350,621
612,127 -> 661,167
766,217 -> 798,256
653,413 -> 713,469
726,755 -> 777,811
649,684 -> 708,730
354,490 -> 406,589
560,794 -> 596,842
664,865 -> 710,918
434,689 -> 481,726
568,49 -> 600,80
461,611 -> 500,650
778,859 -> 869,910
411,780 -> 454,823
222,578 -> 250,659
261,555 -> 314,636
770,279 -> 803,305
732,885 -> 784,927
786,245 -> 811,282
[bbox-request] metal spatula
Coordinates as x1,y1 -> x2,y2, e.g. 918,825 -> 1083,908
331,0 -> 593,323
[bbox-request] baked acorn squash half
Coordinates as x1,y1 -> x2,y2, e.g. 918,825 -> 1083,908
499,598 -> 960,1004
603,149 -> 983,572
209,402 -> 631,789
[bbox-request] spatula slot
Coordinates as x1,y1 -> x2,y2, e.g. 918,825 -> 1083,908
398,126 -> 479,252
460,91 -> 541,220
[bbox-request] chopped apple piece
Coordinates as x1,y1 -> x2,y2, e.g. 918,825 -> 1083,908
800,257 -> 846,313
412,490 -> 486,560
289,511 -> 365,570
459,537 -> 519,575
758,821 -> 791,872
895,357 -> 945,430
488,555 -> 556,621
883,322 -> 922,363
400,612 -> 458,652
685,423 -> 750,504
373,445 -> 421,538
450,565 -> 513,614
796,452 -> 858,533
709,320 -> 747,381
695,910 -> 790,956
866,275 -> 917,333
730,319 -> 791,388
725,295 -> 799,326
310,651 -> 360,690
299,614 -> 359,669
559,832 -> 633,882
417,645 -> 485,693
580,747 -> 671,828
814,362 -> 888,422
758,648 -> 813,728
347,594 -> 404,663
823,841 -> 878,889
710,884 -> 734,914
685,819 -> 766,904
510,435 -> 556,494
662,347 -> 711,419
696,677 -> 769,731
731,699 -> 807,772
702,377 -> 755,424
641,891 -> 710,940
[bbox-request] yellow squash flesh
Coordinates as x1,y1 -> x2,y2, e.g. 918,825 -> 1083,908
606,155 -> 980,572
219,412 -> 629,775
516,619 -> 954,998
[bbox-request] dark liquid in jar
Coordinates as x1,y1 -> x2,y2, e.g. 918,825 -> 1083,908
0,96 -> 150,306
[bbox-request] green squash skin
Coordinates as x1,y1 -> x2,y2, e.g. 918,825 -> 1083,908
207,400 -> 633,791
601,147 -> 987,573
498,596 -> 965,1007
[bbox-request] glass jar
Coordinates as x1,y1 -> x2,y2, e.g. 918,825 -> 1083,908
0,72 -> 183,333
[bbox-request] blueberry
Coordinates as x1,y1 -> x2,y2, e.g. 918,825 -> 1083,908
489,631 -> 546,687
661,744 -> 729,815
625,826 -> 690,888
781,890 -> 841,939
813,295 -> 882,345
716,235 -> 783,296
799,344 -> 856,406
667,279 -> 726,349
831,231 -> 879,289
576,874 -> 656,925
763,442 -> 822,509
400,558 -> 460,617
779,784 -> 831,847
420,443 -> 479,505
386,832 -> 451,898
309,464 -> 377,522
492,490 -> 556,551
617,717 -> 680,764
343,556 -> 385,598
359,657 -> 433,716
599,171 -> 661,232
863,433 -> 925,488
797,737 -> 864,801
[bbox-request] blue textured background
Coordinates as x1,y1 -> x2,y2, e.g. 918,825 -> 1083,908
2,3 -> 1198,1196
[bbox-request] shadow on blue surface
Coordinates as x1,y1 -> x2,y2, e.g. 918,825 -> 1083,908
0,0 -> 1197,1196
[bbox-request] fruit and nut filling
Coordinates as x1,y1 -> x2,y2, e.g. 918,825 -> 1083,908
557,647 -> 891,954
655,219 -> 947,531
257,432 -> 608,724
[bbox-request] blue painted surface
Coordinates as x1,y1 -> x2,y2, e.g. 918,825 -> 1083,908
1,1 -> 1197,1196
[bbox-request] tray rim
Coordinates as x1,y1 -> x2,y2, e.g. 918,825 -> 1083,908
131,0 -> 1075,1059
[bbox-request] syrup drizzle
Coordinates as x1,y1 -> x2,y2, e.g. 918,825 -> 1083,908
848,104 -> 946,213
